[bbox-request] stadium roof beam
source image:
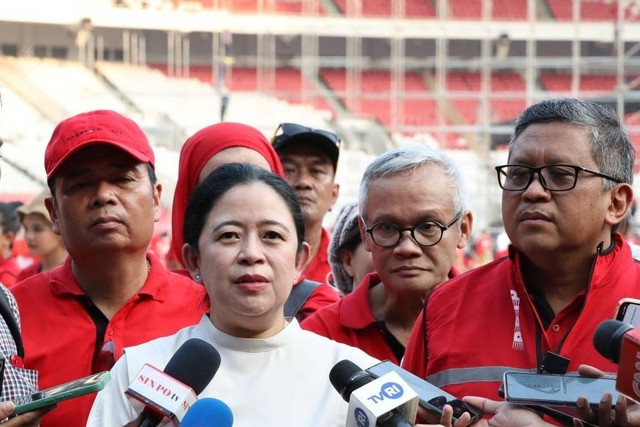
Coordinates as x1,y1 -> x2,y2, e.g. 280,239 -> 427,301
2,5 -> 640,43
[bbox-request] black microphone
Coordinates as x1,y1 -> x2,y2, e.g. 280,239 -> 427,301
125,338 -> 221,427
593,319 -> 634,363
593,319 -> 640,402
330,360 -> 417,427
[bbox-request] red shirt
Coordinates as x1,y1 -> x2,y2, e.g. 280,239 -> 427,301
12,253 -> 208,427
303,227 -> 332,284
15,262 -> 41,284
301,272 -> 398,362
0,256 -> 22,287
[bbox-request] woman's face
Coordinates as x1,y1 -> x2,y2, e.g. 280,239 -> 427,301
22,213 -> 63,258
188,182 -> 309,338
198,147 -> 272,184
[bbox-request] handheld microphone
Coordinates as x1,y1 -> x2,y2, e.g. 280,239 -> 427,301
330,359 -> 418,427
593,319 -> 640,402
126,338 -> 222,427
180,398 -> 234,427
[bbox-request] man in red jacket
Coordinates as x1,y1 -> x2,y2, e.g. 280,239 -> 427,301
403,98 -> 640,426
12,110 -> 208,427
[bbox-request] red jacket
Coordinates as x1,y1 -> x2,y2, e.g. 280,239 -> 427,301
403,233 -> 639,403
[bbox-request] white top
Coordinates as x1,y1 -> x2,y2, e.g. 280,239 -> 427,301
87,315 -> 379,427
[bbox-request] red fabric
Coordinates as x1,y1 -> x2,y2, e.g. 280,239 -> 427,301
303,227 -> 332,284
15,262 -> 41,284
402,233 -> 639,411
170,122 -> 284,264
0,256 -> 23,287
12,253 -> 208,427
301,272 -> 399,362
295,280 -> 341,321
301,268 -> 460,363
44,110 -> 154,179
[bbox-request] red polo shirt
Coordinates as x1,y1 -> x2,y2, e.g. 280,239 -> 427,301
301,272 -> 400,363
12,253 -> 209,427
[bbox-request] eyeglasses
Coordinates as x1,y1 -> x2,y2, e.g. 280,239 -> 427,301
272,123 -> 341,148
364,212 -> 463,248
92,340 -> 115,374
495,164 -> 623,192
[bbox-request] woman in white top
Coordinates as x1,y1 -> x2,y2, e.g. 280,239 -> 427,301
87,162 -> 378,427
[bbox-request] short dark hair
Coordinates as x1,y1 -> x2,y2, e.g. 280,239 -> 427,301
510,98 -> 635,189
184,162 -> 305,253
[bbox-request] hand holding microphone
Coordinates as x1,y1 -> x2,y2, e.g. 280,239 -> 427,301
330,359 -> 418,427
125,338 -> 222,427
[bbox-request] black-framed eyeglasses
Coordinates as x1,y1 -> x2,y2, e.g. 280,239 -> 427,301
272,122 -> 341,148
363,212 -> 463,248
495,164 -> 623,192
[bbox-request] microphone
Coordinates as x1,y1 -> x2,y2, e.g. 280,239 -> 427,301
180,398 -> 234,427
126,338 -> 222,427
593,319 -> 640,402
330,360 -> 419,427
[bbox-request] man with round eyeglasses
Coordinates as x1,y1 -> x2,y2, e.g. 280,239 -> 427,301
403,98 -> 640,426
301,143 -> 473,365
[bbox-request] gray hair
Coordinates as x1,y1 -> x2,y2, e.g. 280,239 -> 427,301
510,98 -> 635,189
358,143 -> 469,220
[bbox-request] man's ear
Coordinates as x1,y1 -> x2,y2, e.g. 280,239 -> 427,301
152,183 -> 162,223
457,211 -> 474,250
45,196 -> 61,235
182,243 -> 201,283
358,215 -> 373,252
606,183 -> 633,227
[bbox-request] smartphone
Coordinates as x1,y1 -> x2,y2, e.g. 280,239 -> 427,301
366,360 -> 482,423
615,297 -> 640,326
503,371 -> 618,408
11,371 -> 110,416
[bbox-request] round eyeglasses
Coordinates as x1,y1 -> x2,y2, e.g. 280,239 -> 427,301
364,212 -> 463,248
495,164 -> 622,192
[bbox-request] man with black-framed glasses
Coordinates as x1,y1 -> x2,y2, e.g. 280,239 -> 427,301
404,98 -> 640,426
301,143 -> 473,366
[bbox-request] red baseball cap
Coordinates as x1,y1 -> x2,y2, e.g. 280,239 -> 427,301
45,110 -> 155,179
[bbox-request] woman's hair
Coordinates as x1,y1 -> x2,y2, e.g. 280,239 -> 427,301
183,162 -> 305,253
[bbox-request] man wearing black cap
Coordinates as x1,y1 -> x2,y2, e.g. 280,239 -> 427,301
272,123 -> 341,293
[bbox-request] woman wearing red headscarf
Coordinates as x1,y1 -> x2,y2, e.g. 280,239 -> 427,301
169,122 -> 340,321
170,122 -> 284,268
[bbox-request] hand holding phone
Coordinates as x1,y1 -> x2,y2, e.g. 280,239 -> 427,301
503,371 -> 618,408
10,371 -> 110,417
615,298 -> 640,326
366,360 -> 482,424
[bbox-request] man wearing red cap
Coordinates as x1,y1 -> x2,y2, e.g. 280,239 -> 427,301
11,110 -> 208,427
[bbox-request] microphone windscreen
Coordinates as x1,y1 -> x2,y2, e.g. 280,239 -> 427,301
164,338 -> 221,394
329,360 -> 373,402
180,398 -> 234,427
593,319 -> 634,363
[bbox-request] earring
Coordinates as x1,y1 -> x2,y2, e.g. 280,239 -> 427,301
195,273 -> 201,281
